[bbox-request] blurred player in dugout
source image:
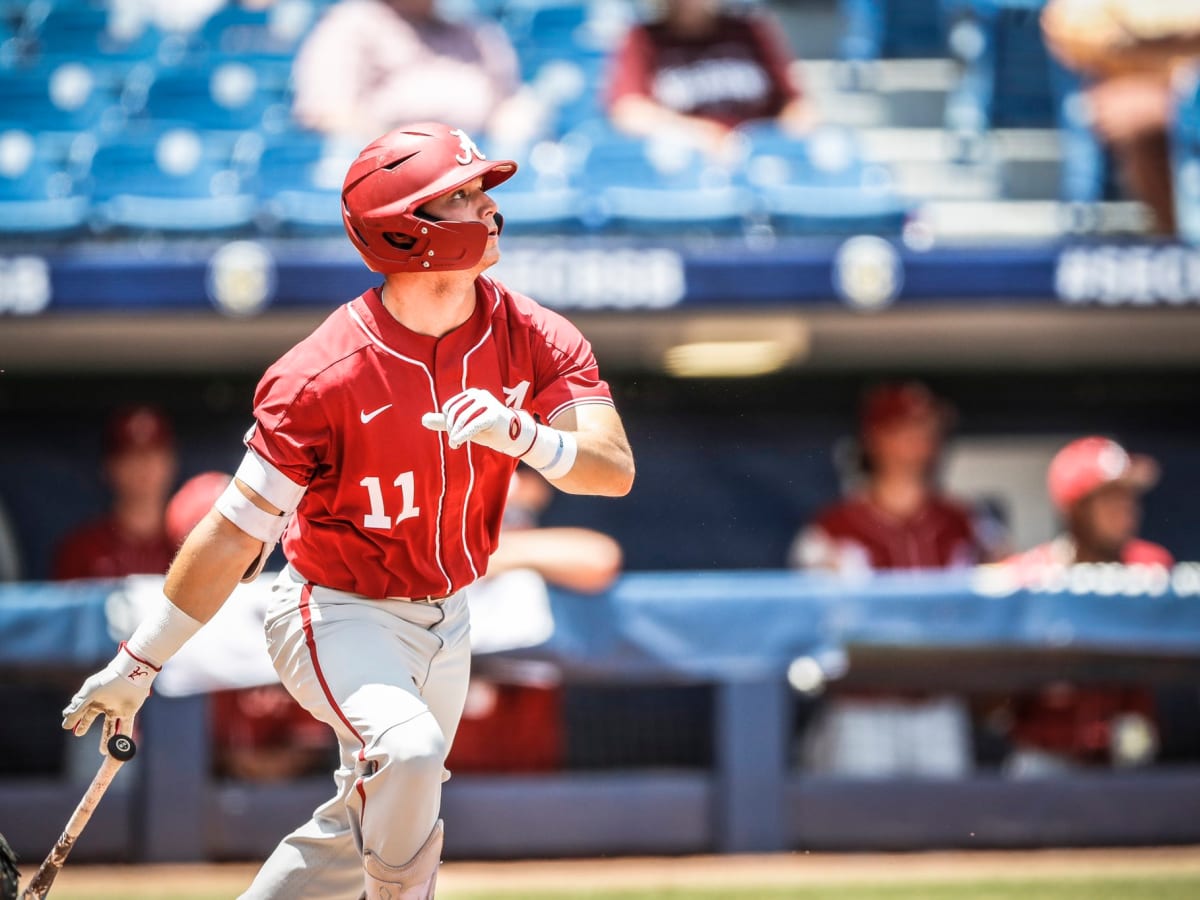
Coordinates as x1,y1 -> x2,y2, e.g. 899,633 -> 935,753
52,405 -> 178,581
449,466 -> 623,773
999,436 -> 1172,777
0,406 -> 177,783
790,382 -> 1003,777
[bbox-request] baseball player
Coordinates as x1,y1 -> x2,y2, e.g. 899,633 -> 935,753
59,122 -> 635,900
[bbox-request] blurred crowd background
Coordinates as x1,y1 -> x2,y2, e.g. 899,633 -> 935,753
3,0 -> 1200,858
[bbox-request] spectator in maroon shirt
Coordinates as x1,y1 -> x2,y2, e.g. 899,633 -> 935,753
790,382 -> 996,778
53,406 -> 178,581
605,0 -> 817,159
1001,436 -> 1171,777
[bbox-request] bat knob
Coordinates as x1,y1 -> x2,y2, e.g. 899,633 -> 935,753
107,734 -> 137,762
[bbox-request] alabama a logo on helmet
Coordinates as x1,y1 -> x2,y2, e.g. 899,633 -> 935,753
450,128 -> 486,165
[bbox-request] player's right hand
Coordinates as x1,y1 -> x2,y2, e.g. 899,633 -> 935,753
423,388 -> 538,457
62,643 -> 158,755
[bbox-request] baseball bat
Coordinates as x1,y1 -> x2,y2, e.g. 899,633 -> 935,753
20,734 -> 137,900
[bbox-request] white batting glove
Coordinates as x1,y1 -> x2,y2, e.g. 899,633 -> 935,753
62,644 -> 158,755
422,388 -> 538,457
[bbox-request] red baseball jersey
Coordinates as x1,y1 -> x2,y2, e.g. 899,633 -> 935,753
797,494 -> 982,572
242,277 -> 613,600
53,517 -> 175,580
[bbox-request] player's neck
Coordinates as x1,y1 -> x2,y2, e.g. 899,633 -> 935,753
381,273 -> 477,338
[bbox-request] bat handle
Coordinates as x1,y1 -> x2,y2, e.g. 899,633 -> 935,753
21,742 -> 133,899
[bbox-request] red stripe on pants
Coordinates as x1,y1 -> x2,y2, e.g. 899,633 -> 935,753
299,584 -> 370,822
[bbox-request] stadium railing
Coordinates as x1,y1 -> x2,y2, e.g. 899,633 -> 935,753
1,567 -> 1199,862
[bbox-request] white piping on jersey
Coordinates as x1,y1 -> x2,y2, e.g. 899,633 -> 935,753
347,305 -> 453,596
546,395 -> 615,425
455,280 -> 503,582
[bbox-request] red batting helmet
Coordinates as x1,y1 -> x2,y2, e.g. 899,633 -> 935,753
341,122 -> 517,274
1047,436 -> 1159,513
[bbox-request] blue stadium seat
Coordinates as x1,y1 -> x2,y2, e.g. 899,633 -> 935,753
255,130 -> 357,232
88,127 -> 256,233
503,0 -> 588,49
840,0 -> 948,60
526,51 -> 608,137
25,1 -> 162,78
488,141 -> 585,233
944,0 -> 1056,135
507,0 -> 629,74
738,124 -> 909,235
200,0 -> 317,62
138,61 -> 291,134
503,0 -> 627,140
0,130 -> 89,235
0,18 -> 19,68
1172,66 -> 1200,245
571,127 -> 752,233
0,63 -> 124,147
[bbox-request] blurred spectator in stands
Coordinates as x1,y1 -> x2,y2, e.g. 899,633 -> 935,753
447,466 -> 622,773
291,0 -> 543,147
1042,0 -> 1200,235
52,406 -> 178,581
605,0 -> 816,160
790,382 -> 999,778
167,471 -> 334,782
999,436 -> 1171,777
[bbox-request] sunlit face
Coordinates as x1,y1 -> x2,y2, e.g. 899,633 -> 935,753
1072,483 -> 1140,560
419,176 -> 501,270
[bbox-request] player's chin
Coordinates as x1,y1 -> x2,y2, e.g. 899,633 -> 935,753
479,242 -> 501,269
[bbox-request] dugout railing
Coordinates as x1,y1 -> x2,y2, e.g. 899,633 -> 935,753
2,568 -> 1200,862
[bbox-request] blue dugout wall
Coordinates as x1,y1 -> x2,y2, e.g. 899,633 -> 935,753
2,569 -> 1200,862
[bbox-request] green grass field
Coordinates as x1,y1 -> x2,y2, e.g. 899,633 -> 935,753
50,874 -> 1200,900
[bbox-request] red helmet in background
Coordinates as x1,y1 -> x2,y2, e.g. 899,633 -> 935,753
1046,436 -> 1159,513
341,122 -> 517,274
166,470 -> 232,547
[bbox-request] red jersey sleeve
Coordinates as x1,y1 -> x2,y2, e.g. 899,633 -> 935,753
747,12 -> 802,110
245,364 -> 330,495
526,307 -> 613,424
606,25 -> 654,109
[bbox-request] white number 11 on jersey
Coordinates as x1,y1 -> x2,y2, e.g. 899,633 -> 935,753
360,472 -> 420,529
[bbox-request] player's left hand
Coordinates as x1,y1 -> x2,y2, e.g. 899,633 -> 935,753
62,645 -> 155,756
422,388 -> 538,457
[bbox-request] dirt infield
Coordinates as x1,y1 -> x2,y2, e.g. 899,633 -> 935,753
33,845 -> 1200,897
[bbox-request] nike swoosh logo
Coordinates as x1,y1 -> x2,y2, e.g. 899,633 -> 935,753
360,404 -> 392,424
